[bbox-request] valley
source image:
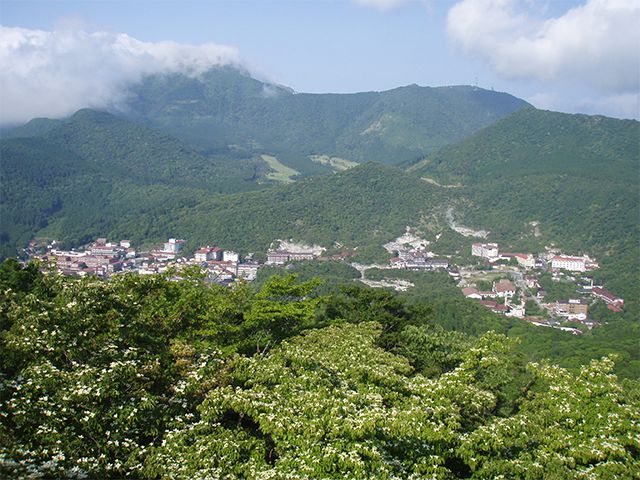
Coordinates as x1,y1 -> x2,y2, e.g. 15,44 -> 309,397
2,3 -> 639,477
1,48 -> 639,480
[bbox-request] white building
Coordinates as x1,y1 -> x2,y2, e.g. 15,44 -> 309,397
472,243 -> 499,259
237,262 -> 261,281
163,238 -> 186,254
493,279 -> 516,298
515,253 -> 535,269
551,255 -> 586,272
223,251 -> 239,263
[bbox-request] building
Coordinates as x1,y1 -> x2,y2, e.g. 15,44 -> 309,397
514,253 -> 535,269
551,255 -> 586,272
505,302 -> 525,318
288,251 -> 315,261
425,259 -> 449,269
493,279 -> 516,298
266,251 -> 291,265
479,300 -> 509,314
223,251 -> 239,263
462,287 -> 483,299
472,243 -> 499,259
266,250 -> 315,264
90,244 -> 120,258
163,238 -> 186,254
237,262 -> 261,281
553,299 -> 589,320
591,287 -> 624,309
194,247 -> 222,263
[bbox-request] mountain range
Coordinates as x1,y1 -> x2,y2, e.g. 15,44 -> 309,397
1,66 -> 638,312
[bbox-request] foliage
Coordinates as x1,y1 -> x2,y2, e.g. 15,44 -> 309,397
0,264 -> 638,479
0,110 -> 264,258
409,107 -> 640,317
128,66 -> 528,165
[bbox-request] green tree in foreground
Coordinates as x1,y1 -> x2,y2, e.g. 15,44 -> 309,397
0,264 -> 638,479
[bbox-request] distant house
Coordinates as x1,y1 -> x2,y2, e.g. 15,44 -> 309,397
553,299 -> 589,320
90,244 -> 120,258
493,279 -> 516,298
479,300 -> 509,314
591,287 -> 624,309
237,262 -> 261,281
163,238 -> 186,255
472,243 -> 499,259
223,251 -> 239,263
462,287 -> 483,299
505,302 -> 525,318
514,253 -> 535,269
288,251 -> 315,261
266,251 -> 291,265
425,259 -> 449,270
479,290 -> 498,299
194,247 -> 222,263
551,255 -> 585,272
266,250 -> 315,264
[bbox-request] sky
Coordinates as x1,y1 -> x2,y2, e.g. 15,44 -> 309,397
1,0 -> 639,125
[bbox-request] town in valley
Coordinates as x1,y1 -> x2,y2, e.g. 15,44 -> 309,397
24,229 -> 625,336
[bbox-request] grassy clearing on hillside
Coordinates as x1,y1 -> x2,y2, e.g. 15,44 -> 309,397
261,154 -> 300,183
309,154 -> 359,171
421,177 -> 462,188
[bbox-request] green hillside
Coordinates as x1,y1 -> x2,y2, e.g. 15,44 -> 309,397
409,108 -> 640,310
0,110 -> 264,257
57,162 -> 443,260
127,66 -> 529,165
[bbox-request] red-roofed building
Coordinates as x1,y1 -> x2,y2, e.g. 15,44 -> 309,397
479,300 -> 509,314
462,287 -> 482,299
592,287 -> 624,309
514,253 -> 535,269
493,279 -> 516,298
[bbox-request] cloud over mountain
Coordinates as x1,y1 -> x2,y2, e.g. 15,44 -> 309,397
447,0 -> 640,94
0,26 -> 241,125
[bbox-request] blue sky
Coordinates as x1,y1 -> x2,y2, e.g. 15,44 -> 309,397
1,0 -> 638,124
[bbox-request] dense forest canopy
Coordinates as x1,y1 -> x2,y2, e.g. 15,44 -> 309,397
1,261 -> 638,479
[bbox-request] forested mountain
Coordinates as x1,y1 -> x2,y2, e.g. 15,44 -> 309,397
0,110 -> 262,257
2,65 -> 639,480
125,66 -> 529,165
407,108 -> 640,309
104,162 -> 442,258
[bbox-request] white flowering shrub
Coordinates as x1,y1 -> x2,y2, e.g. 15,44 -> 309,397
0,270 -> 228,479
1,263 -> 638,479
146,323 -> 523,478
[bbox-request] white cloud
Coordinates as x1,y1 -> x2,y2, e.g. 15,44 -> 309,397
447,0 -> 640,94
353,0 -> 412,12
0,26 -> 242,125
